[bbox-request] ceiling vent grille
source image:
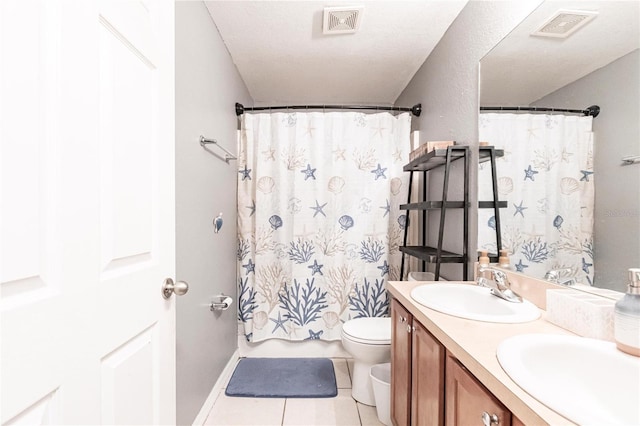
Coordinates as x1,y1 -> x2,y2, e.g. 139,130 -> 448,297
531,10 -> 598,39
323,6 -> 363,35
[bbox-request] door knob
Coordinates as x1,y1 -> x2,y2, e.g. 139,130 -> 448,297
162,278 -> 189,299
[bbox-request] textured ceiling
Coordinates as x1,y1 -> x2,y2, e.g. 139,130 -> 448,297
205,0 -> 468,105
480,1 -> 640,105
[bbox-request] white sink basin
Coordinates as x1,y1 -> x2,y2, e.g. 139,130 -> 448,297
410,283 -> 540,323
498,334 -> 640,425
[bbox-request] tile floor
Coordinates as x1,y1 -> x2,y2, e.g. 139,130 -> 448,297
204,358 -> 386,426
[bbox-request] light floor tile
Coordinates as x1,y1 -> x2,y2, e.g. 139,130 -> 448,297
357,402 -> 385,426
332,358 -> 352,389
282,389 -> 361,426
204,393 -> 285,426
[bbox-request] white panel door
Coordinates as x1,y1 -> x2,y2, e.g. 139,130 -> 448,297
0,1 -> 176,424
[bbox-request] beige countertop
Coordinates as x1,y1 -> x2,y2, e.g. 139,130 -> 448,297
387,280 -> 577,426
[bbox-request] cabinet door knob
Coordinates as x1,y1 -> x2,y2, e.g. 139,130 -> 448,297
482,412 -> 499,426
406,324 -> 412,333
400,316 -> 407,323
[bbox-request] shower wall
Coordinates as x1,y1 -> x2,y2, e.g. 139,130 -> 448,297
175,2 -> 252,424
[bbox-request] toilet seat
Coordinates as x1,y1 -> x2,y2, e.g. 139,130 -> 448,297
342,317 -> 391,345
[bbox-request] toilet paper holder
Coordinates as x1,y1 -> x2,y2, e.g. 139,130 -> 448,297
210,295 -> 233,311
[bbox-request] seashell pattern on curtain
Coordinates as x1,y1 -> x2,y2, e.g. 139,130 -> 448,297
237,111 -> 411,342
478,113 -> 595,285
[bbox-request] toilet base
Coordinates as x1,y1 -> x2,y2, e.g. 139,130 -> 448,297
351,360 -> 377,406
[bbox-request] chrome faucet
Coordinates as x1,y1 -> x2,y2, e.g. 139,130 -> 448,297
477,266 -> 523,303
544,268 -> 577,286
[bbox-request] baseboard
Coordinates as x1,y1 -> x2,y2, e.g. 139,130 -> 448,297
191,349 -> 240,426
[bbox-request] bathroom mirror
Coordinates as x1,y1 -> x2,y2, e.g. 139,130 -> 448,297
479,0 -> 639,293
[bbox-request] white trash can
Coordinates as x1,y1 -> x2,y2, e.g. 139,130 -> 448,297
369,363 -> 392,426
408,271 -> 435,281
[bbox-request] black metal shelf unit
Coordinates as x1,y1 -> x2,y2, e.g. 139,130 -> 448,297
399,146 -> 504,281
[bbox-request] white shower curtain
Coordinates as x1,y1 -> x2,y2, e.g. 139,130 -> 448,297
478,113 -> 595,284
237,111 -> 411,342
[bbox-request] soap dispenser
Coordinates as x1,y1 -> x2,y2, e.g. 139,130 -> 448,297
498,249 -> 510,269
478,250 -> 490,278
614,268 -> 640,356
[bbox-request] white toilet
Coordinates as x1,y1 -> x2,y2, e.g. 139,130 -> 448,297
341,317 -> 392,405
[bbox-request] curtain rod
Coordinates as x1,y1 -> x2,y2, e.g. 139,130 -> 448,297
235,102 -> 422,117
480,105 -> 600,118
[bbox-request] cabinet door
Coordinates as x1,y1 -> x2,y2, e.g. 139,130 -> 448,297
391,299 -> 412,426
445,355 -> 511,426
411,321 -> 445,426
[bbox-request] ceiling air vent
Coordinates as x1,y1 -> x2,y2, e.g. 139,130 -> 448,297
322,6 -> 364,35
531,10 -> 598,39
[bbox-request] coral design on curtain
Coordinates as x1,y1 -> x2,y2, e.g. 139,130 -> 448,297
237,111 -> 411,342
478,113 -> 595,284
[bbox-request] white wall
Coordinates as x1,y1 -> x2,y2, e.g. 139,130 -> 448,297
395,0 -> 542,278
533,50 -> 640,291
175,2 -> 252,424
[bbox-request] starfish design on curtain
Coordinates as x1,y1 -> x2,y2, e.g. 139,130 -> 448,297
246,200 -> 256,216
524,165 -> 538,181
270,312 -> 287,334
513,201 -> 527,217
262,147 -> 276,161
372,125 -> 386,139
515,259 -> 528,272
560,148 -> 574,163
332,147 -> 346,161
377,260 -> 390,276
305,330 -> 323,340
294,224 -> 316,240
580,170 -> 594,182
242,259 -> 255,274
380,199 -> 390,217
310,200 -> 327,217
308,260 -> 324,276
239,165 -> 252,181
371,164 -> 387,180
301,164 -> 317,180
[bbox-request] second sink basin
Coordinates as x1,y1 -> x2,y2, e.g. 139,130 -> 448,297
410,283 -> 540,323
498,333 -> 640,425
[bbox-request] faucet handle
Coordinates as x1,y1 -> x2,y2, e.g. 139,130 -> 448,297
544,267 -> 574,284
492,269 -> 508,282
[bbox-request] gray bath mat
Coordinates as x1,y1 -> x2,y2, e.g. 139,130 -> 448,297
225,357 -> 337,398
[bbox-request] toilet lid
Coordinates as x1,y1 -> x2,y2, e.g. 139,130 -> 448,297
342,317 -> 391,344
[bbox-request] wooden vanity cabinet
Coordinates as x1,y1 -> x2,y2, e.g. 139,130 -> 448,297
445,355 -> 511,426
391,298 -> 523,426
390,299 -> 445,426
391,299 -> 412,426
411,319 -> 445,425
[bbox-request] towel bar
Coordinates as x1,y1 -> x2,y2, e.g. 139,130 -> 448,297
200,135 -> 237,163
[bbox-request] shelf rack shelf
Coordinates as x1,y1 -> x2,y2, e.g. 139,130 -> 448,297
399,146 -> 504,281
